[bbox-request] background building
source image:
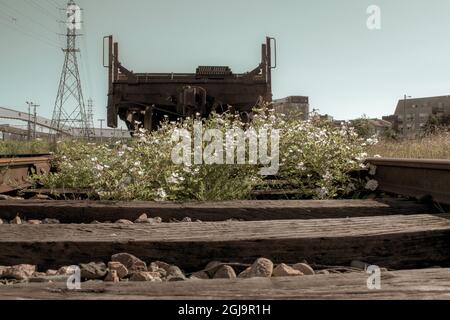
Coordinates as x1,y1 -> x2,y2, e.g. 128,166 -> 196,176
383,95 -> 450,138
272,96 -> 309,120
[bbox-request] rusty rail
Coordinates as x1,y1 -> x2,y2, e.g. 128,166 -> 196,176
367,158 -> 450,206
0,154 -> 52,193
0,155 -> 449,206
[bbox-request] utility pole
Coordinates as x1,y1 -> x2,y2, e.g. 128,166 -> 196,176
87,98 -> 96,137
98,119 -> 105,143
403,95 -> 412,138
26,101 -> 31,141
33,103 -> 39,139
26,102 -> 40,140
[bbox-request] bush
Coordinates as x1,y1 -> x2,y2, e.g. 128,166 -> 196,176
36,107 -> 374,201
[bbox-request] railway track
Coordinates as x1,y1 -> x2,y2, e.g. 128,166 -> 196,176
367,157 -> 450,206
252,158 -> 450,206
0,154 -> 52,194
0,198 -> 449,299
0,157 -> 449,299
1,155 -> 448,206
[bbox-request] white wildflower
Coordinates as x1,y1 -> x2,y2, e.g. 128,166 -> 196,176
365,180 -> 379,191
183,166 -> 192,173
316,187 -> 328,199
366,136 -> 379,146
323,171 -> 333,181
167,172 -> 184,184
156,188 -> 167,201
355,152 -> 368,161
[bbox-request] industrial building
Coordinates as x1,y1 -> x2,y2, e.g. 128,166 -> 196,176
272,96 -> 310,120
383,95 -> 450,138
0,106 -> 130,142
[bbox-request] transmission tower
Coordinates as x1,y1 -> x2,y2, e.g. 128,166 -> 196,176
51,0 -> 92,139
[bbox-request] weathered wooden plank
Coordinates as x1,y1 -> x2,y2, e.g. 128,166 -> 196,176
1,214 -> 449,270
0,199 -> 438,223
1,268 -> 449,300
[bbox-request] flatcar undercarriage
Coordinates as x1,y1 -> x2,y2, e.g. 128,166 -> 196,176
105,36 -> 276,132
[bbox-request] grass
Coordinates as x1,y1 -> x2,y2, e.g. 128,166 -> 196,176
368,132 -> 450,160
0,140 -> 54,156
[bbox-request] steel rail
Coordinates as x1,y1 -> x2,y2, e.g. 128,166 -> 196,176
0,154 -> 52,193
367,158 -> 450,205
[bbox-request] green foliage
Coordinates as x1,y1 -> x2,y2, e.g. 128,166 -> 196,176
351,116 -> 373,139
423,114 -> 450,135
36,107 -> 373,201
0,139 -> 53,155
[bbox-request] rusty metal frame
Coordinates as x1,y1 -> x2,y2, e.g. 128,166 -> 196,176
367,158 -> 450,205
0,155 -> 52,193
105,36 -> 275,131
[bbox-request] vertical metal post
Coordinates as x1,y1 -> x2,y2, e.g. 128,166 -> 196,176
33,103 -> 39,139
26,101 -> 31,141
403,95 -> 407,138
114,42 -> 119,82
108,36 -> 113,94
266,37 -> 272,102
261,43 -> 267,70
403,95 -> 411,138
98,119 -> 105,143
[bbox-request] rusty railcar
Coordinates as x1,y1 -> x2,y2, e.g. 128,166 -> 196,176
104,36 -> 276,131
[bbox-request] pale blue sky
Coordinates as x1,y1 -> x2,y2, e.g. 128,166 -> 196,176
1,0 -> 450,128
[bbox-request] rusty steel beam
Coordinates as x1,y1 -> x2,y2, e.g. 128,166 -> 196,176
0,155 -> 52,193
367,158 -> 450,205
105,35 -> 275,132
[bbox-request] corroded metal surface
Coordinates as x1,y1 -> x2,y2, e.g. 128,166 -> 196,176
0,155 -> 52,193
367,158 -> 450,205
104,36 -> 276,132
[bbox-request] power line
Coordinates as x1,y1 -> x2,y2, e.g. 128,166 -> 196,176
2,18 -> 61,49
0,2 -> 55,34
0,10 -> 61,48
23,0 -> 60,21
51,0 -> 68,41
43,0 -> 61,9
80,17 -> 93,100
0,17 -> 60,48
0,0 -> 62,46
